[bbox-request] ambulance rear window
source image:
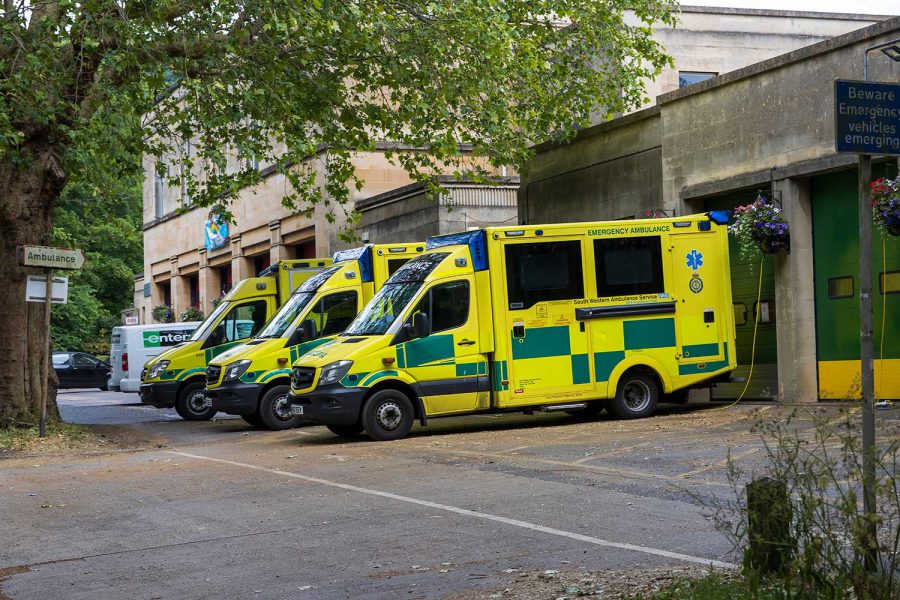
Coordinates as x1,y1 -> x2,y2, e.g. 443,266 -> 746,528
594,237 -> 664,297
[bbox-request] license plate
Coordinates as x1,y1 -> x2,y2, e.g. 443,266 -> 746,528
290,405 -> 304,415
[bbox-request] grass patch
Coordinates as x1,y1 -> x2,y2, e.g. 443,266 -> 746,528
0,422 -> 97,454
635,572 -> 789,599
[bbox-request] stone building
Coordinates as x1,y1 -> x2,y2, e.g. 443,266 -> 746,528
519,16 -> 900,402
133,151 -> 425,324
356,176 -> 520,244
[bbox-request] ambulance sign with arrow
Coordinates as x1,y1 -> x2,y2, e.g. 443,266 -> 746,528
19,245 -> 86,270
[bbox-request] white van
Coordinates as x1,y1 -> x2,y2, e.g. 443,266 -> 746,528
109,323 -> 200,392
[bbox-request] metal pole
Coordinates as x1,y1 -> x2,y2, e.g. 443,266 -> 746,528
858,154 -> 877,571
39,269 -> 52,438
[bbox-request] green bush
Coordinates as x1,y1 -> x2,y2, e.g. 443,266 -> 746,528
699,410 -> 900,600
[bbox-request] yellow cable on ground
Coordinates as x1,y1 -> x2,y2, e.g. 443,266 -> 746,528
876,237 -> 893,409
714,253 -> 765,411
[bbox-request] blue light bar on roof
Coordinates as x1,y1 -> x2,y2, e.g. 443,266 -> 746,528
426,230 -> 489,271
708,210 -> 730,225
332,245 -> 374,283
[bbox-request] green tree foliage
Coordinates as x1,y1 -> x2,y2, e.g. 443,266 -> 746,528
2,0 -> 676,228
50,181 -> 143,356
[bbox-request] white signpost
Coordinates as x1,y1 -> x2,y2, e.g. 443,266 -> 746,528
17,245 -> 85,437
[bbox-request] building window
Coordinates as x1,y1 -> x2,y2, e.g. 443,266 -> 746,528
154,162 -> 166,218
594,237 -> 664,297
828,276 -> 854,299
218,265 -> 232,294
678,71 -> 717,88
188,274 -> 200,308
253,254 -> 271,276
880,271 -> 900,295
504,241 -> 584,310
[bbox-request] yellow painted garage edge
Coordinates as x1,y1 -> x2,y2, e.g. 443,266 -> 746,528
818,359 -> 900,400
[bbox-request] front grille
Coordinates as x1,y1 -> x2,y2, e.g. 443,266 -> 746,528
206,365 -> 222,386
291,367 -> 315,389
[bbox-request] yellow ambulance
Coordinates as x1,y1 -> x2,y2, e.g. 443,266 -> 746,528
287,213 -> 737,440
140,258 -> 331,420
205,243 -> 424,429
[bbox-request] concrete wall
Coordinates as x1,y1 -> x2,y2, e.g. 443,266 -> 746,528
519,109 -> 662,224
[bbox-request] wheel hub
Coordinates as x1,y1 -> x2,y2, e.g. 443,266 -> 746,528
273,394 -> 292,420
188,391 -> 208,413
623,381 -> 651,412
375,401 -> 403,431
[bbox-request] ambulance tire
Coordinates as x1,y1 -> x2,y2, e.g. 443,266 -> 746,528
362,389 -> 414,441
241,413 -> 264,428
175,382 -> 216,421
326,423 -> 364,438
258,385 -> 303,430
610,372 -> 659,419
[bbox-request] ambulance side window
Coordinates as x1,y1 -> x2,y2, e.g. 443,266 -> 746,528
594,237 -> 664,297
409,281 -> 469,333
505,241 -> 584,310
213,300 -> 268,344
316,292 -> 359,336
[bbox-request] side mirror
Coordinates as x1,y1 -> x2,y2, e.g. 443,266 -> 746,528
413,312 -> 431,339
301,318 -> 318,342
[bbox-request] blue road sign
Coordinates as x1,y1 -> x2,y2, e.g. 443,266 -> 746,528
835,79 -> 900,156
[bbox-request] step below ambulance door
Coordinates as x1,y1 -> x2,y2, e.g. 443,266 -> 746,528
501,238 -> 593,405
671,234 -> 727,371
395,276 -> 487,415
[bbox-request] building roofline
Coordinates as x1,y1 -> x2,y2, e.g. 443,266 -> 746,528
355,176 -> 520,211
658,15 -> 900,106
532,106 -> 661,155
678,5 -> 895,22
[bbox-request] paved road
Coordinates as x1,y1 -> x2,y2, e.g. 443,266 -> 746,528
3,392 -> 880,599
56,389 -> 239,425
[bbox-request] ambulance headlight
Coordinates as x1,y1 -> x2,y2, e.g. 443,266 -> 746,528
148,360 -> 170,380
223,360 -> 252,382
319,360 -> 353,386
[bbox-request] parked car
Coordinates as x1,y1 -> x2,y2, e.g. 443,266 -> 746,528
53,352 -> 112,390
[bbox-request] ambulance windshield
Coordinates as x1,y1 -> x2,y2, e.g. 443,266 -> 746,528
256,292 -> 315,339
342,252 -> 449,336
189,301 -> 231,342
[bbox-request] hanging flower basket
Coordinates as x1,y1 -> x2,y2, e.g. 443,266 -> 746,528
180,306 -> 204,322
152,305 -> 175,323
729,196 -> 790,260
871,177 -> 900,236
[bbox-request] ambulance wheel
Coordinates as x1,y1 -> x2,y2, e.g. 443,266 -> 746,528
610,372 -> 659,419
175,382 -> 216,421
259,385 -> 302,430
241,412 -> 264,427
327,423 -> 364,438
362,389 -> 414,441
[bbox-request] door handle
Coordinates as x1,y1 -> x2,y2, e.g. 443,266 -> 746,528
457,339 -> 476,347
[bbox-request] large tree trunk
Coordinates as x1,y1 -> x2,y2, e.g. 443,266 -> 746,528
0,146 -> 66,427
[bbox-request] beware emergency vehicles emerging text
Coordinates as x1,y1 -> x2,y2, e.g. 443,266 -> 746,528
288,213 -> 737,440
